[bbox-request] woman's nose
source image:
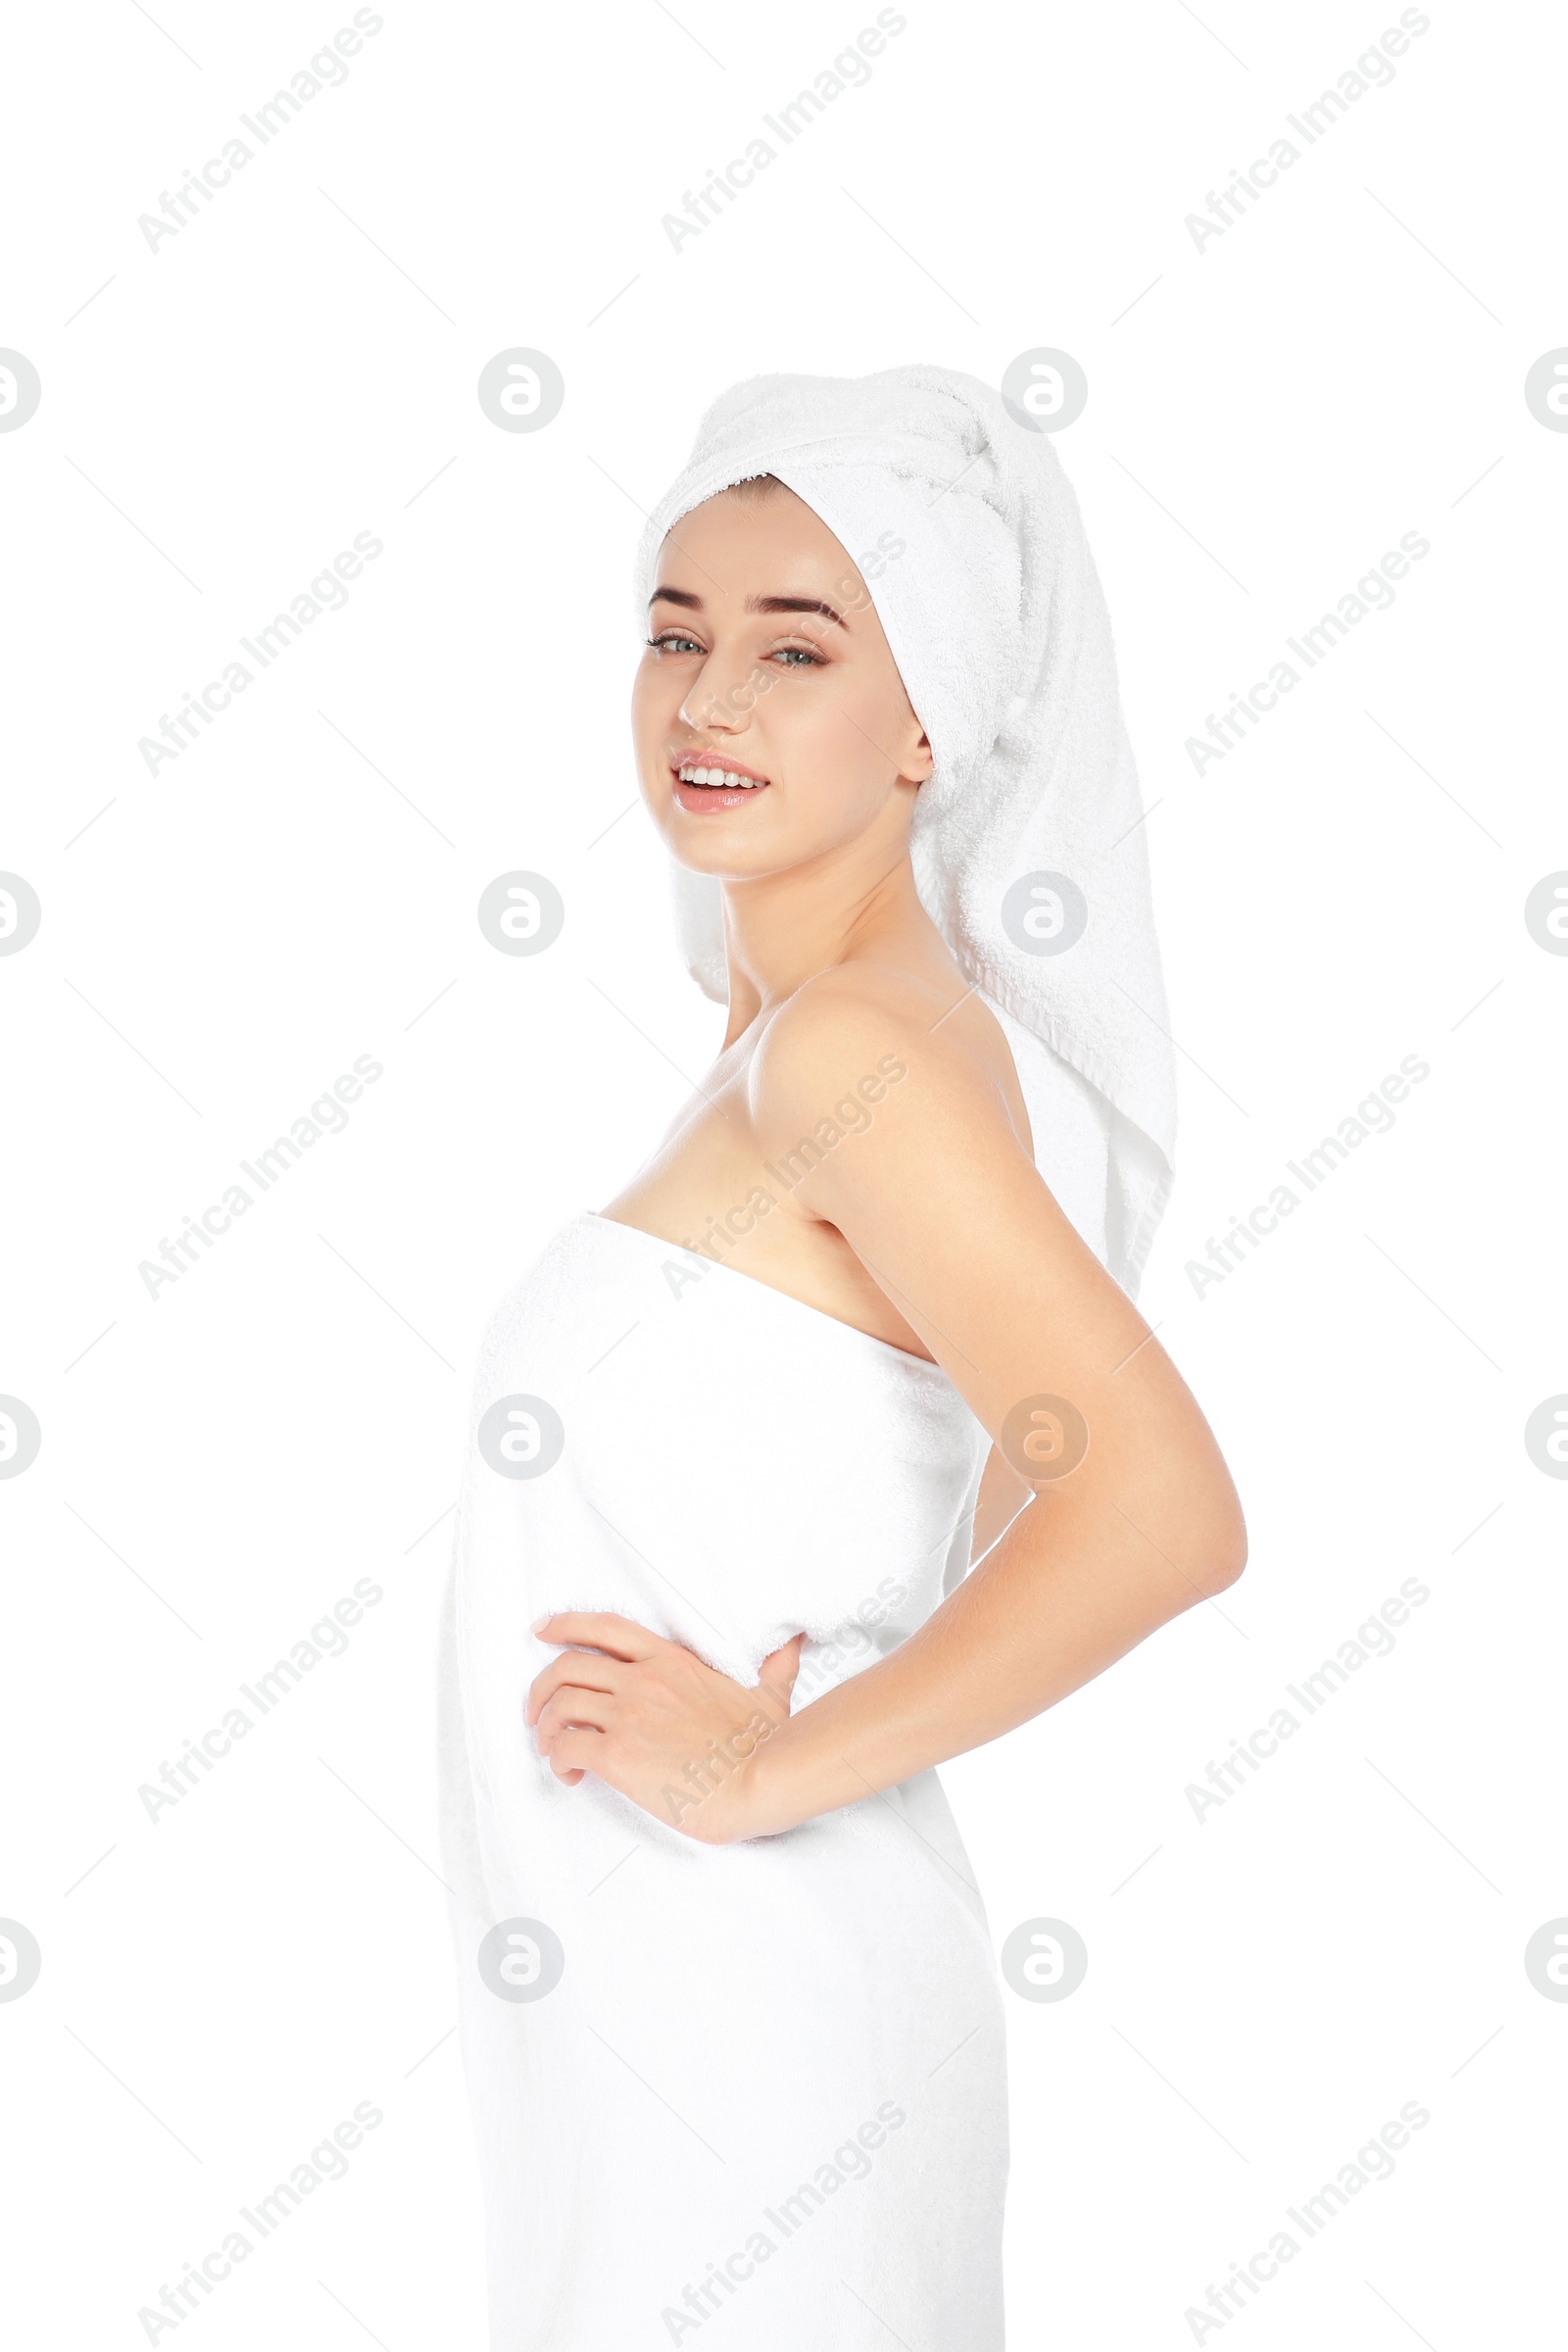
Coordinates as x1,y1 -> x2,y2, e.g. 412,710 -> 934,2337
678,651 -> 759,735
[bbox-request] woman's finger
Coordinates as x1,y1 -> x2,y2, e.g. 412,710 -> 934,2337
544,1723 -> 607,1785
534,1686 -> 615,1756
531,1610 -> 664,1662
524,1651 -> 622,1727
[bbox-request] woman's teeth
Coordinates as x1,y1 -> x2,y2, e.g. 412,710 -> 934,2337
677,764 -> 765,788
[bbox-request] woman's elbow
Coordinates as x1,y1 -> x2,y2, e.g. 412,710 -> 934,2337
1194,1488 -> 1249,1595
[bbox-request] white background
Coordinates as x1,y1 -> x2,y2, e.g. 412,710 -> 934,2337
3,0 -> 1564,2344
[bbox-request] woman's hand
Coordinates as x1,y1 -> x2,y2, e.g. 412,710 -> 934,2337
525,1613 -> 805,1844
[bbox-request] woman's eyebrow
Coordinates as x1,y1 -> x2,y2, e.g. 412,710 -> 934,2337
750,594 -> 846,628
647,586 -> 847,628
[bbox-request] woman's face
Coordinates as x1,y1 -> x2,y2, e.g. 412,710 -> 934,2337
631,481 -> 932,884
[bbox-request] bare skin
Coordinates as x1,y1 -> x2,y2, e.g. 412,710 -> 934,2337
526,478 -> 1247,1841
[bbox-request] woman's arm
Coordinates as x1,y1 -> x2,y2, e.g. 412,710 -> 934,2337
732,968 -> 1246,1835
528,967 -> 1246,1841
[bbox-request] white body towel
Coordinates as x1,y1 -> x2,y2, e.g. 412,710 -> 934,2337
439,1214 -> 1006,2348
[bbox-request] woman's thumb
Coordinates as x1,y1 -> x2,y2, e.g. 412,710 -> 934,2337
755,1631 -> 805,1713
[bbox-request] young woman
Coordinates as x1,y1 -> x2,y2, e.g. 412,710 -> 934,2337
440,367 -> 1246,2349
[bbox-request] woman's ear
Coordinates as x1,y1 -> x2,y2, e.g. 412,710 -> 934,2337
907,728 -> 935,787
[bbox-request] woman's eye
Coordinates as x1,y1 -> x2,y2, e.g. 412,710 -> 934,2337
771,645 -> 824,667
646,632 -> 704,655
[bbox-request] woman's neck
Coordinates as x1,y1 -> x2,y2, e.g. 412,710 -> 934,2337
717,837 -> 934,1044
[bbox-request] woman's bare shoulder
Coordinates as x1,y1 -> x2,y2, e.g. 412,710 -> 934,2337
748,956 -> 1028,1156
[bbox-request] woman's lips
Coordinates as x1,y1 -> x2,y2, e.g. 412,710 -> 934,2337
673,777 -> 769,812
670,752 -> 771,812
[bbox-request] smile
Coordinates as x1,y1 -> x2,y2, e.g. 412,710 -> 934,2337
669,751 -> 772,810
677,762 -> 766,788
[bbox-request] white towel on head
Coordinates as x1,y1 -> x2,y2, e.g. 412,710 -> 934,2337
634,364 -> 1177,1296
